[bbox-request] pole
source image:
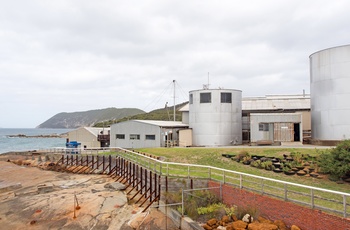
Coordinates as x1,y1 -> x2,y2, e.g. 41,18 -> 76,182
173,80 -> 176,122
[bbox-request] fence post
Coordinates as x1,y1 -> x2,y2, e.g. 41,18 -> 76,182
284,184 -> 287,201
220,183 -> 223,202
208,168 -> 211,179
344,195 -> 347,218
239,174 -> 242,189
223,171 -> 226,184
311,189 -> 314,209
181,189 -> 184,217
187,166 -> 190,179
261,179 -> 264,195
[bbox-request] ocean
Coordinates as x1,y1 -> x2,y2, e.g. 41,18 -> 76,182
0,128 -> 73,154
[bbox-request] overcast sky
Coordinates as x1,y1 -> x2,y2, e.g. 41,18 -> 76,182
1,0 -> 350,128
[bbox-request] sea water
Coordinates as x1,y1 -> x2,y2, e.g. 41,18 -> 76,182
0,128 -> 73,154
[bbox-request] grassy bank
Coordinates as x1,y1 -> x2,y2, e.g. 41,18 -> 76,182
135,147 -> 350,193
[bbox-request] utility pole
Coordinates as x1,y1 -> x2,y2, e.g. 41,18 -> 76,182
173,80 -> 176,121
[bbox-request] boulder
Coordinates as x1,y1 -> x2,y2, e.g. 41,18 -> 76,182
231,214 -> 238,221
222,215 -> 230,223
232,220 -> 248,229
273,220 -> 287,230
248,222 -> 278,230
242,214 -> 253,223
202,224 -> 212,230
258,216 -> 273,224
207,218 -> 217,227
291,225 -> 301,230
104,182 -> 126,191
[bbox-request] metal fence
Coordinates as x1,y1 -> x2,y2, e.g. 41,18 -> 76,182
112,148 -> 350,218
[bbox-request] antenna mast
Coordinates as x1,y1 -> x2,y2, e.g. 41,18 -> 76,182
173,80 -> 176,122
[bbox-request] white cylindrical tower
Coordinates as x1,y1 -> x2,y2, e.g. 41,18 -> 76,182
189,89 -> 242,146
310,45 -> 350,141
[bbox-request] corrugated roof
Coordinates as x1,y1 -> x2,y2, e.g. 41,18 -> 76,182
84,127 -> 110,136
242,95 -> 310,111
176,94 -> 310,112
133,120 -> 189,127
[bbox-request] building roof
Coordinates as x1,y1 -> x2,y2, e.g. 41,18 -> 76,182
84,127 -> 110,136
177,94 -> 310,112
132,120 -> 189,128
242,94 -> 310,111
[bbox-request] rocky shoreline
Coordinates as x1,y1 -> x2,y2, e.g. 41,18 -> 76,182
0,152 -> 178,230
6,133 -> 68,138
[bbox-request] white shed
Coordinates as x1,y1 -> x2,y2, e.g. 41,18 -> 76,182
110,120 -> 189,148
250,113 -> 302,144
67,127 -> 110,149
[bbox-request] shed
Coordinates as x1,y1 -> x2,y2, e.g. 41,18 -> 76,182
250,113 -> 302,144
67,127 -> 110,149
110,120 -> 189,148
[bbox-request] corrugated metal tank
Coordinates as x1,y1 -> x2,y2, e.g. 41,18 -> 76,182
189,89 -> 242,146
310,45 -> 350,141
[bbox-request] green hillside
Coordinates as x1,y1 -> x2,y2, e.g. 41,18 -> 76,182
93,102 -> 188,127
37,108 -> 145,129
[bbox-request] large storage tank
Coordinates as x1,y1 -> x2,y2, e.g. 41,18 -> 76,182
189,89 -> 242,146
310,45 -> 350,142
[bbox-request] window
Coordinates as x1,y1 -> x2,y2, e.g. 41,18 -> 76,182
259,123 -> 269,131
145,135 -> 156,140
116,134 -> 125,139
221,92 -> 232,103
200,92 -> 211,103
130,134 -> 140,140
189,94 -> 193,104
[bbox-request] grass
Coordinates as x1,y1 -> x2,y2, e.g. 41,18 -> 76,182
108,146 -> 350,217
135,147 -> 350,193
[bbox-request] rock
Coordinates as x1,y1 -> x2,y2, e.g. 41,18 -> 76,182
222,215 -> 230,223
248,222 -> 278,230
297,170 -> 306,176
104,182 -> 126,191
207,218 -> 218,227
225,224 -> 234,230
274,220 -> 287,230
202,224 -> 212,230
310,172 -> 319,178
258,216 -> 273,224
232,220 -> 248,229
291,225 -> 301,230
242,214 -> 253,223
231,214 -> 238,221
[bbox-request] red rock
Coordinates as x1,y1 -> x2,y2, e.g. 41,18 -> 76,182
222,215 -> 230,223
207,218 -> 217,227
274,220 -> 287,230
248,222 -> 278,230
291,225 -> 301,230
202,224 -> 212,230
232,220 -> 248,229
231,214 -> 238,221
258,216 -> 273,224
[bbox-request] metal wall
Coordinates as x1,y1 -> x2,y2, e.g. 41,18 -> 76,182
189,89 -> 242,146
110,121 -> 161,148
250,113 -> 302,143
310,45 -> 350,140
68,127 -> 101,148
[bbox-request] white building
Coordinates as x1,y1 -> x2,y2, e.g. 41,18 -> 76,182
188,89 -> 242,146
310,45 -> 350,144
67,127 -> 110,148
110,120 -> 189,148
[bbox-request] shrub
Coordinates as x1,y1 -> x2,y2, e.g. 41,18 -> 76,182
317,140 -> 350,180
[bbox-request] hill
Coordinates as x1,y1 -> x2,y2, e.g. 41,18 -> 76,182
93,102 -> 188,127
37,108 -> 145,129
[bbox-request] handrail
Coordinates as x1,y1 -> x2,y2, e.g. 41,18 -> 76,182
44,147 -> 350,217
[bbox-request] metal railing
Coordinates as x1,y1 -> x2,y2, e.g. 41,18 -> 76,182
112,148 -> 350,218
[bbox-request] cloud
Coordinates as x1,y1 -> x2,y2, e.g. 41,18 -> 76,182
1,0 -> 350,127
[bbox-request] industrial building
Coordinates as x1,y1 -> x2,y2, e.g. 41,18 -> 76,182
188,89 -> 242,146
109,120 -> 189,148
67,127 -> 110,148
310,45 -> 350,144
242,94 -> 311,144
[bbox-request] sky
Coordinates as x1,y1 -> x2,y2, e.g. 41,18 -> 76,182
1,0 -> 350,128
